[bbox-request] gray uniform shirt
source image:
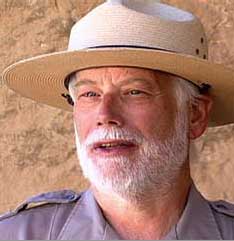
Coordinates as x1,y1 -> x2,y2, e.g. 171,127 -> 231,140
0,184 -> 234,240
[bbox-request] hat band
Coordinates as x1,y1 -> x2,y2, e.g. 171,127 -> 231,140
88,44 -> 175,53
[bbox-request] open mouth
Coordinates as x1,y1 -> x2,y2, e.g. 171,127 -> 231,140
91,140 -> 137,152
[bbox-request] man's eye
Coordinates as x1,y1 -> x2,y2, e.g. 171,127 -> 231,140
127,90 -> 145,95
81,91 -> 99,97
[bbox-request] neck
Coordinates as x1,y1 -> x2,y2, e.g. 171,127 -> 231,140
92,167 -> 192,240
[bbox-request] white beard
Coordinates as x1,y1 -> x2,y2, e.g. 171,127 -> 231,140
74,110 -> 189,201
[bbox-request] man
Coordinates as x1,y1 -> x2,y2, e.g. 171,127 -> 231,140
0,0 -> 234,239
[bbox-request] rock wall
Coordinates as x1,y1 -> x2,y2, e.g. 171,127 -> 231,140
0,0 -> 233,213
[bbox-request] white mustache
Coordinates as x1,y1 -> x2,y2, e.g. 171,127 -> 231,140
84,127 -> 144,147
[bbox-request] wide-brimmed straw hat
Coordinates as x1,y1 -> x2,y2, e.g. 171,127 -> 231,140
2,0 -> 234,126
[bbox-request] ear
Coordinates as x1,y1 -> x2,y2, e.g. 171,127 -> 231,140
189,95 -> 213,140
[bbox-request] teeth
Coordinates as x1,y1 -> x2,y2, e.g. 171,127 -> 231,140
100,143 -> 122,148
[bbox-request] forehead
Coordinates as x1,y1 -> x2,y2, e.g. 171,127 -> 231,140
75,67 -> 176,87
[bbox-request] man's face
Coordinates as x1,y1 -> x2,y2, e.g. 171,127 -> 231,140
72,67 -> 189,200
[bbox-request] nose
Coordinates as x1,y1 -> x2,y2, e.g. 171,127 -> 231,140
96,94 -> 123,127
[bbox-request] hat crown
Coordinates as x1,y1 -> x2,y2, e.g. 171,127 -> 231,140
106,0 -> 194,21
68,0 -> 208,59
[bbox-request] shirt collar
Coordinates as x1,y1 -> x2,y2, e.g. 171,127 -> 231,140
58,184 -> 222,240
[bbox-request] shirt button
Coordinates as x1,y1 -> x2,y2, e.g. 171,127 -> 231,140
65,193 -> 75,200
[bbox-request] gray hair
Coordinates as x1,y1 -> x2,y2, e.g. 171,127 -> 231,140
173,77 -> 205,162
173,77 -> 201,108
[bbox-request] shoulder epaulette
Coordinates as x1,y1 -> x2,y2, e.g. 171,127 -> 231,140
0,189 -> 80,221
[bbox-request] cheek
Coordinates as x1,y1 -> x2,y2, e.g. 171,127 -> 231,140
73,106 -> 94,142
124,101 -> 176,140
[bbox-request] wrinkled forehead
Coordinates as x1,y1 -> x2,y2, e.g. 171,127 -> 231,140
72,66 -> 178,89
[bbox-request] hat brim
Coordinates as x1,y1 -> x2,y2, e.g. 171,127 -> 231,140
2,47 -> 234,126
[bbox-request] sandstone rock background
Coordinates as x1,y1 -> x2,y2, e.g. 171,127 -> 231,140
0,0 -> 233,213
